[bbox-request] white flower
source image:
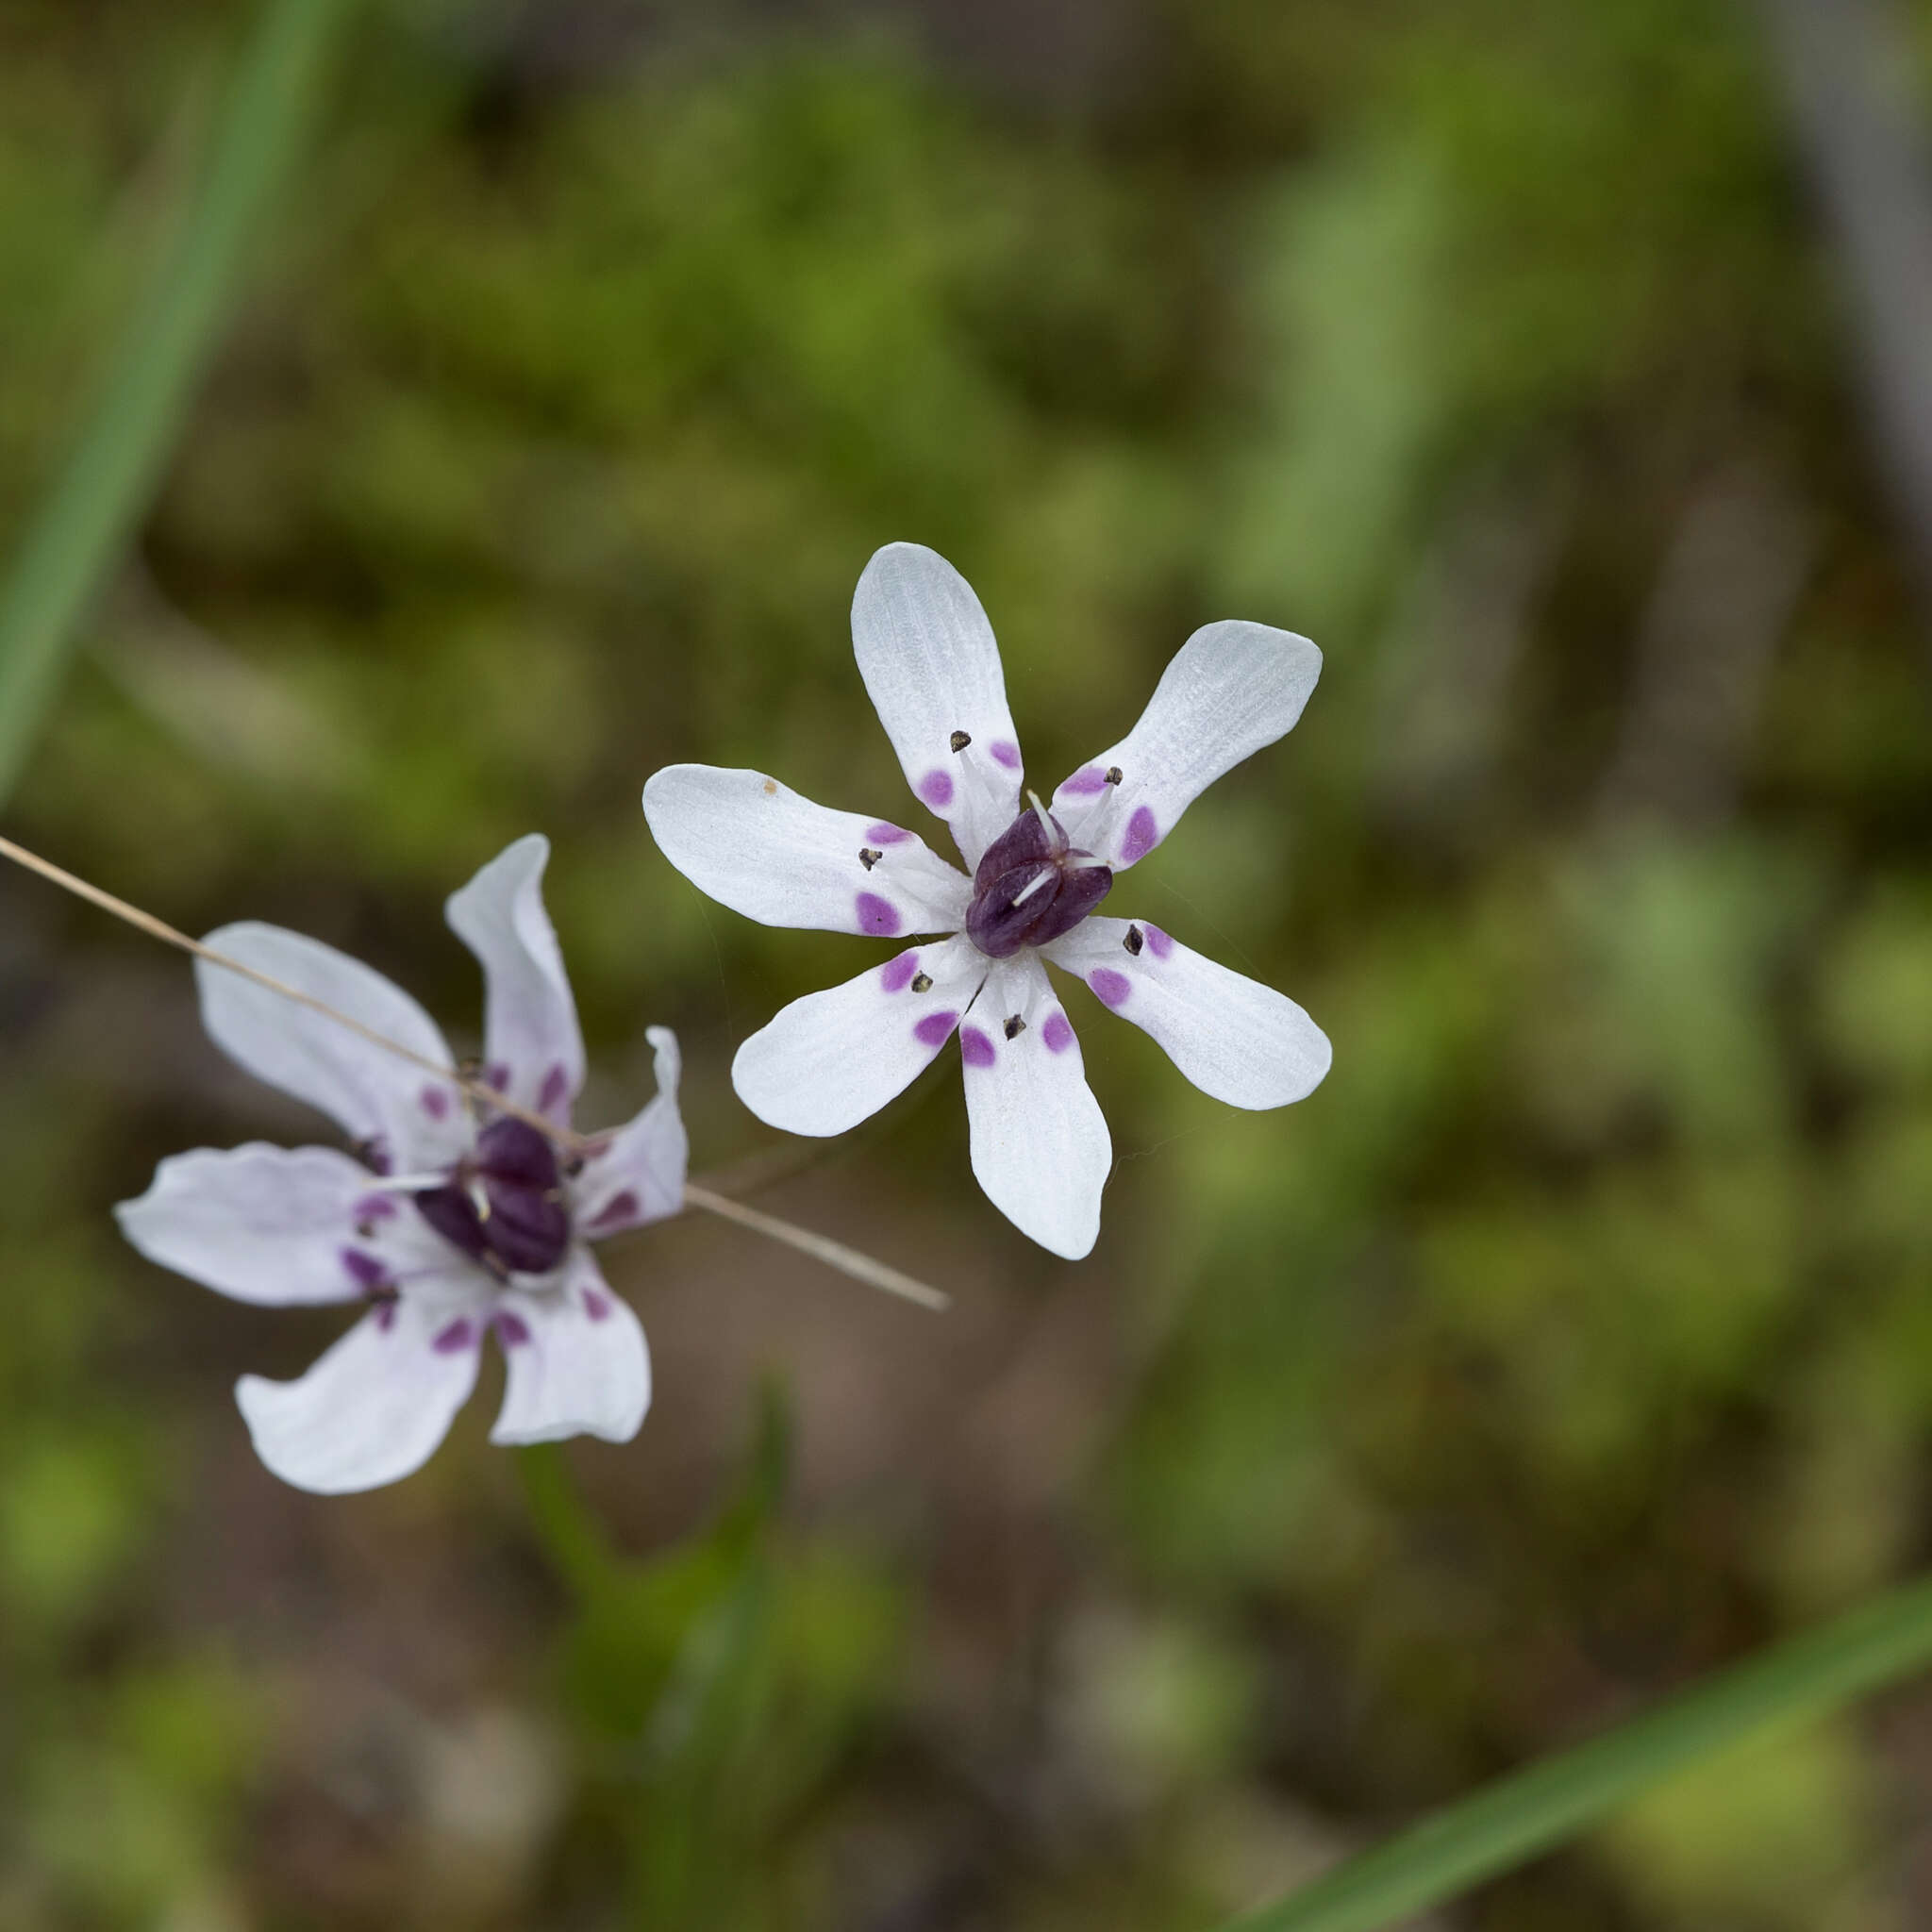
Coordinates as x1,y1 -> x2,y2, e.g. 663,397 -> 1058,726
641,543 -> 1330,1260
116,836 -> 687,1494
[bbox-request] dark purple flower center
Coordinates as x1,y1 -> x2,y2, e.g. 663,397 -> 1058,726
413,1117 -> 571,1275
965,806 -> 1113,958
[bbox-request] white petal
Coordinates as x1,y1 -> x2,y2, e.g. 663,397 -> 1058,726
236,1296 -> 482,1494
1044,917 -> 1330,1108
575,1027 -> 689,1237
732,933 -> 988,1136
196,923 -> 468,1174
444,834 -> 584,1124
851,542 -> 1026,870
959,956 -> 1111,1259
1050,620 -> 1322,870
115,1142 -> 445,1307
643,764 -> 971,937
490,1254 -> 650,1445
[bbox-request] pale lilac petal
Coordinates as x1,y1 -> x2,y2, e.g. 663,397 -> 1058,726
235,1296 -> 483,1494
732,933 -> 988,1135
1050,621 -> 1322,870
1044,917 -> 1330,1108
574,1027 -> 688,1238
643,764 -> 971,936
851,543 -> 1025,871
444,834 -> 584,1124
490,1254 -> 650,1445
959,956 -> 1110,1258
115,1142 -> 447,1307
196,923 -> 468,1173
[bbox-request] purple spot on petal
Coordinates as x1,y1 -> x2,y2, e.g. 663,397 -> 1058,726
583,1288 -> 612,1322
1090,967 -> 1133,1008
989,739 -> 1022,771
914,1009 -> 959,1048
420,1084 -> 451,1121
487,1062 -> 510,1093
1141,922 -> 1174,960
1042,1011 -> 1074,1054
432,1317 -> 476,1354
591,1190 -> 640,1230
353,1194 -> 397,1224
917,769 -> 955,810
866,821 -> 910,845
375,1301 -> 397,1332
538,1063 -> 570,1114
1060,765 -> 1108,796
857,891 -> 903,937
1119,805 -> 1160,865
880,950 -> 920,993
361,1138 -> 393,1177
494,1309 -> 532,1348
341,1247 -> 390,1291
960,1025 -> 996,1069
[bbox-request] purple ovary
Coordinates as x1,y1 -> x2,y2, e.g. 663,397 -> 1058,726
1041,1011 -> 1074,1054
1090,967 -> 1132,1008
959,1026 -> 997,1069
1119,806 -> 1159,865
914,1009 -> 958,1048
879,951 -> 920,993
916,770 -> 955,809
413,1116 -> 573,1274
964,808 -> 1113,958
856,891 -> 902,937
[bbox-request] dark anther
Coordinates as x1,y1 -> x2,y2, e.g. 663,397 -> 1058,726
910,972 -> 934,993
858,847 -> 882,871
414,1117 -> 572,1275
965,807 -> 1114,958
950,729 -> 972,752
356,1219 -> 377,1240
1124,925 -> 1144,956
1004,1013 -> 1026,1040
563,1154 -> 586,1179
1105,765 -> 1123,785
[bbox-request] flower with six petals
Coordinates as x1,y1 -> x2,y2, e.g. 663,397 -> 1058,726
641,543 -> 1330,1259
117,836 -> 686,1493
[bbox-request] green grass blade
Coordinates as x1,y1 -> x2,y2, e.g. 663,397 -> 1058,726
0,0 -> 356,802
1222,1574 -> 1932,1932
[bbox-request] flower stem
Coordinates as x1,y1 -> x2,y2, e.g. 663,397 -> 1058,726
0,832 -> 949,1312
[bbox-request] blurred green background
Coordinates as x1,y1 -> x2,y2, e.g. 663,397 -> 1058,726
5,0 -> 1932,1925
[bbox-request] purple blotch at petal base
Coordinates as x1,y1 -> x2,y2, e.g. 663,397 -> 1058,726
866,822 -> 910,844
1118,805 -> 1160,865
960,1025 -> 997,1069
856,891 -> 902,937
914,1009 -> 959,1048
1141,923 -> 1174,959
917,770 -> 955,809
1041,1011 -> 1075,1054
989,740 -> 1022,770
1090,967 -> 1133,1008
880,950 -> 920,993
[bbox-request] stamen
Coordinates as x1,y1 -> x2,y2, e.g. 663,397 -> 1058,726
950,729 -> 972,752
357,1171 -> 456,1193
1026,789 -> 1058,848
1105,765 -> 1123,785
1066,855 -> 1112,871
1010,866 -> 1056,908
910,972 -> 934,993
858,847 -> 882,871
1004,1013 -> 1026,1039
682,1183 -> 948,1311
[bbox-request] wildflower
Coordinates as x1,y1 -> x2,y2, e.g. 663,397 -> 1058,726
642,543 -> 1329,1258
116,837 -> 685,1494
